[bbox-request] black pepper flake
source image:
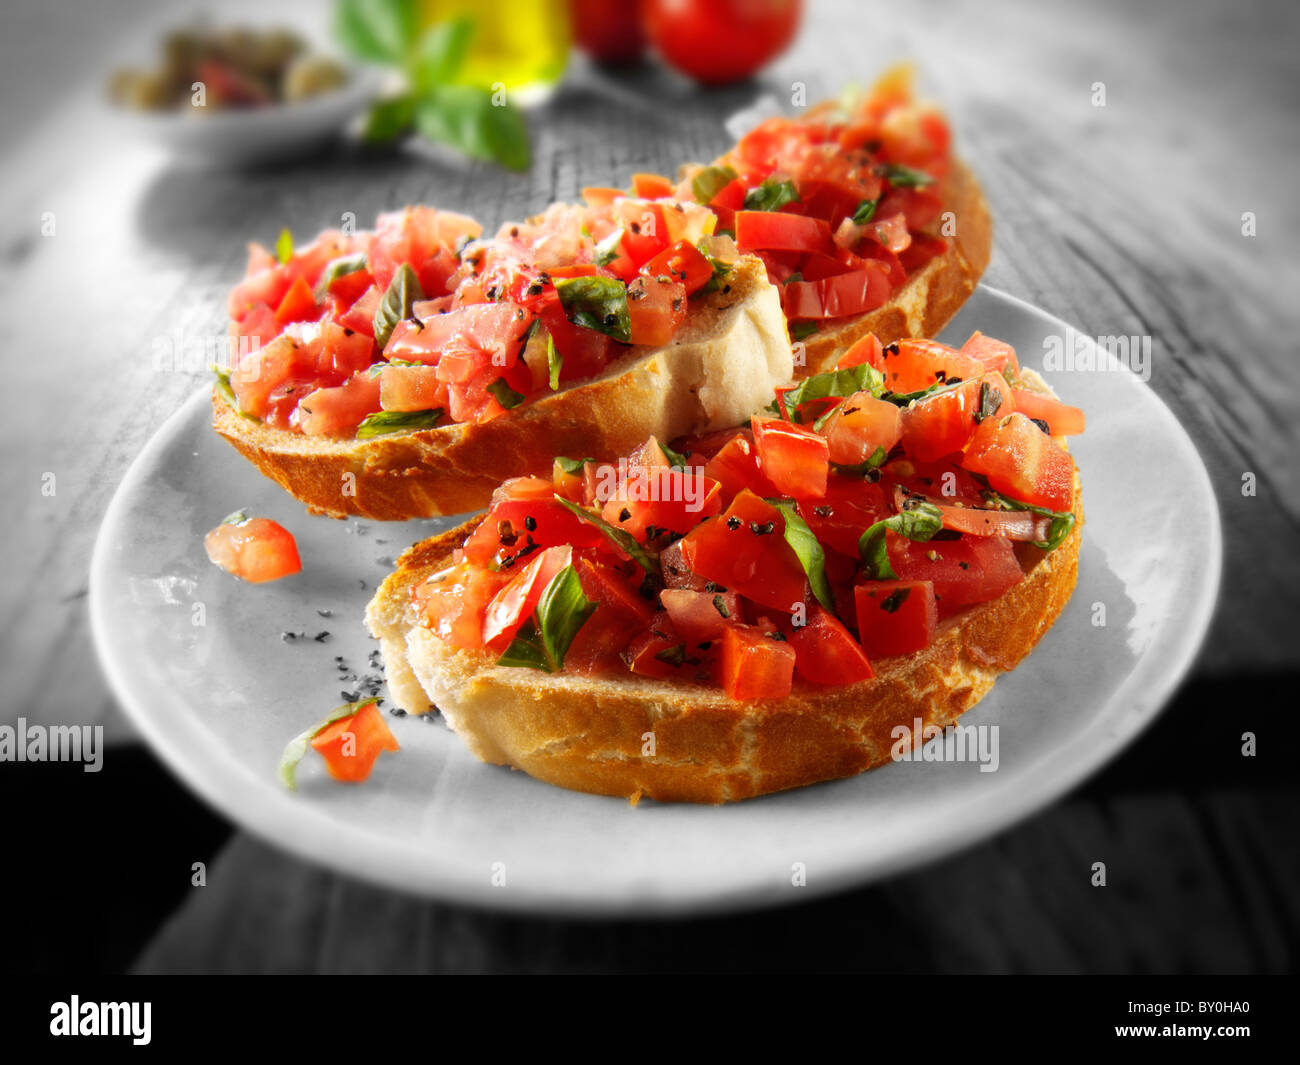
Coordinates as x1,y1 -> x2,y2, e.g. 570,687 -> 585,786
280,631 -> 303,642
340,690 -> 358,702
704,581 -> 722,592
497,519 -> 519,547
958,561 -> 970,570
523,515 -> 538,531
883,342 -> 900,356
314,631 -> 331,643
712,594 -> 730,618
765,631 -> 787,642
618,507 -> 632,523
1031,417 -> 1051,434
697,641 -> 713,651
726,516 -> 742,530
389,707 -> 408,717
317,609 -> 333,618
813,505 -> 833,517
749,520 -> 775,535
672,298 -> 682,311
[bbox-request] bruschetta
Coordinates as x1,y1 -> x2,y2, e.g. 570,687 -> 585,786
366,330 -> 1085,803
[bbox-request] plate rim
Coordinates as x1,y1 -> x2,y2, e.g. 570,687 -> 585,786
88,285 -> 1224,917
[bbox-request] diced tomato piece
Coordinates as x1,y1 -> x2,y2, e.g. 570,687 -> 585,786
614,201 -> 669,266
537,300 -> 612,383
1009,389 -> 1086,436
581,186 -> 626,207
641,240 -> 715,296
736,211 -> 833,255
369,205 -> 481,294
820,392 -> 902,466
660,588 -> 743,644
898,233 -> 948,272
797,474 -> 891,559
702,432 -> 781,506
204,516 -> 302,583
787,606 -> 874,685
230,302 -> 278,355
378,363 -> 446,412
836,333 -> 885,371
659,539 -> 709,590
601,468 -> 722,539
310,321 -> 373,379
679,491 -> 807,613
877,185 -> 944,230
962,412 -> 1076,513
632,173 -> 675,199
783,264 -> 892,320
751,415 -> 829,498
230,334 -> 313,418
246,241 -> 277,275
338,285 -> 382,338
462,499 -> 613,568
899,373 -> 1013,462
413,563 -> 511,649
229,265 -> 291,321
310,702 -> 400,784
888,534 -> 1024,617
326,265 -> 374,315
880,338 -> 982,394
623,614 -> 711,680
960,331 -> 1020,375
297,371 -> 382,436
565,557 -> 657,673
854,580 -> 937,658
719,623 -> 796,701
552,459 -> 586,503
626,274 -> 686,346
481,545 -> 573,649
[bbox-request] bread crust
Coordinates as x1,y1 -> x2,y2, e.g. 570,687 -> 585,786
213,255 -> 792,520
366,476 -> 1082,805
797,158 -> 992,376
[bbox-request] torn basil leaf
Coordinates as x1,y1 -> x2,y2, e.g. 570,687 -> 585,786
554,455 -> 593,476
852,197 -> 879,225
829,446 -> 889,476
278,697 -> 378,791
486,378 -> 526,409
553,496 -> 659,575
594,227 -> 624,266
315,252 -> 368,298
691,164 -> 738,205
555,276 -> 631,343
858,501 -> 944,580
373,263 -> 424,350
882,163 -> 935,188
546,331 -> 562,390
790,321 -> 819,341
743,178 -> 800,212
777,363 -> 885,422
355,408 -> 443,439
275,226 -> 294,264
772,502 -> 834,613
980,488 -> 1077,551
496,566 -> 597,673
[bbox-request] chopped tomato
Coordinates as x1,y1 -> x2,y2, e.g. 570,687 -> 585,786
581,186 -> 625,207
378,363 -> 446,412
898,233 -> 947,272
641,240 -> 715,295
1009,390 -> 1086,436
962,412 -> 1075,513
888,534 -> 1024,617
751,415 -> 829,498
230,335 -> 313,418
325,265 -> 374,315
462,499 -> 612,568
899,373 -> 1013,462
660,539 -> 709,590
311,322 -> 373,379
601,468 -> 722,539
736,211 -> 833,255
626,274 -> 686,346
632,172 -> 675,199
310,702 -> 400,784
786,606 -> 874,685
702,432 -> 781,505
854,580 -> 937,658
679,491 -> 807,613
369,205 -> 481,294
297,371 -> 382,436
413,563 -> 511,649
719,623 -> 796,700
273,276 -> 319,327
960,331 -> 1019,375
204,516 -> 302,583
624,614 -> 711,680
660,588 -> 744,644
229,265 -> 291,321
881,339 -> 983,394
783,264 -> 892,320
836,333 -> 885,371
338,285 -> 382,339
819,392 -> 902,466
565,557 -> 656,672
481,545 -> 573,649
797,474 -> 891,558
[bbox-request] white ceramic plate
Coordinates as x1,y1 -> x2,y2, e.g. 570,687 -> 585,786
89,287 -> 1221,917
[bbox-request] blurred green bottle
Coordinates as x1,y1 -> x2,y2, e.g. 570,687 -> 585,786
420,0 -> 571,101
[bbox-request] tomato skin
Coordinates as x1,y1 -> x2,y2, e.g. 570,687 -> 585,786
338,285 -> 381,339
854,580 -> 937,658
719,623 -> 796,701
783,264 -> 892,320
297,371 -> 382,437
899,372 -> 1013,462
702,432 -> 781,506
378,363 -> 446,413
751,415 -> 829,498
462,499 -> 612,568
679,491 -> 807,613
786,606 -> 874,685
565,557 -> 657,672
736,211 -> 832,255
310,702 -> 400,784
601,469 -> 723,539
641,240 -> 715,295
836,333 -> 886,371
887,534 -> 1024,617
820,392 -> 902,466
797,473 -> 890,559
881,339 -> 983,394
481,546 -> 573,649
1009,389 -> 1086,436
962,412 -> 1076,513
204,517 -> 302,584
641,0 -> 802,85
660,588 -> 743,644
626,274 -> 686,346
413,563 -> 511,649
960,331 -> 1019,375
273,276 -> 320,327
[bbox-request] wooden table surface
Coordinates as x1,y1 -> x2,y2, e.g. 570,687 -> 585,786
2,0 -> 1297,973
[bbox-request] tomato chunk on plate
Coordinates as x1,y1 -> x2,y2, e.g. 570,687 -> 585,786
204,515 -> 302,583
310,702 -> 400,784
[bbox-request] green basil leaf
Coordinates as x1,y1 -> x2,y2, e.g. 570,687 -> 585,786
696,244 -> 734,295
979,487 -> 1077,552
852,197 -> 879,225
411,16 -> 473,91
553,496 -> 659,575
334,0 -> 403,62
691,164 -> 738,205
974,381 -> 1003,425
362,93 -> 417,143
790,321 -> 819,341
829,446 -> 889,476
373,263 -> 423,350
858,501 -> 944,580
486,378 -> 526,409
554,276 -> 631,343
883,163 -> 935,188
279,697 -> 379,791
495,566 -> 597,673
314,252 -> 368,298
416,85 -> 530,172
495,620 -> 553,672
546,332 -> 562,390
212,367 -> 260,422
366,358 -> 422,378
356,408 -> 443,439
220,509 -> 250,526
275,226 -> 294,265
772,503 -> 834,613
654,644 -> 687,668
658,441 -> 691,468
779,363 -> 885,422
743,178 -> 800,212
553,455 -> 592,476
594,227 -> 624,267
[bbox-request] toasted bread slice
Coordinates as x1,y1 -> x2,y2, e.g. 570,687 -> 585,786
213,254 -> 793,521
795,159 -> 992,376
366,472 -> 1082,806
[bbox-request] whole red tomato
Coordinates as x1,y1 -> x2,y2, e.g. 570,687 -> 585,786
570,0 -> 647,64
640,0 -> 802,84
